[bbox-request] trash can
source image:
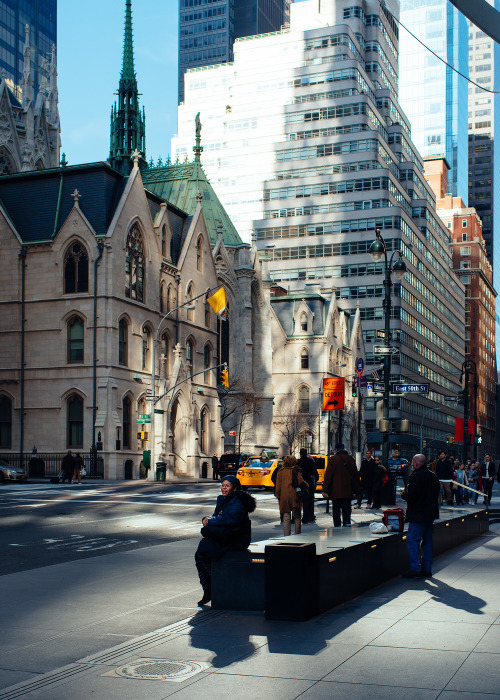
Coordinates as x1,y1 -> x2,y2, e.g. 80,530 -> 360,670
201,461 -> 208,479
381,470 -> 397,505
156,462 -> 166,482
265,542 -> 318,620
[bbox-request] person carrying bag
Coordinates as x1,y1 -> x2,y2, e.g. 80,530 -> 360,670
275,456 -> 309,536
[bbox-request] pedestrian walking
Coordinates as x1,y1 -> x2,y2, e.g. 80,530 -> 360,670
356,449 -> 376,508
72,453 -> 84,484
454,463 -> 468,506
61,451 -> 74,484
297,448 -> 319,523
401,453 -> 440,578
322,443 -> 360,527
211,453 -> 219,481
275,456 -> 309,536
195,475 -> 256,606
482,455 -> 496,505
371,456 -> 387,510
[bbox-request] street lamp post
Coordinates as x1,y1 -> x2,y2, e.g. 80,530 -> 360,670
369,229 -> 406,472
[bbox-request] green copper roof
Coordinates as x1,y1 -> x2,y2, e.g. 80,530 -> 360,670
143,159 -> 244,247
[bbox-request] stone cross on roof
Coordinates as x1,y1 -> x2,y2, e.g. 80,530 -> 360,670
71,189 -> 81,205
131,148 -> 140,166
195,190 -> 203,204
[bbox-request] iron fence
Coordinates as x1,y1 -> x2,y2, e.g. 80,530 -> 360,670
0,452 -> 104,478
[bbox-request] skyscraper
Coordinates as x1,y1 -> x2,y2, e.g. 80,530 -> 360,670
399,0 -> 469,203
0,0 -> 57,102
178,0 -> 290,103
173,0 -> 465,457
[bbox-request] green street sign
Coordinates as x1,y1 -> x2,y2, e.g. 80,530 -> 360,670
154,409 -> 164,414
137,414 -> 151,423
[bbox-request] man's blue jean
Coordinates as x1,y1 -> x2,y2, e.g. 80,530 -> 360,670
407,521 -> 434,572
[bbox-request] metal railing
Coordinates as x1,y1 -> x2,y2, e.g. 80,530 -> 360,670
0,452 -> 104,478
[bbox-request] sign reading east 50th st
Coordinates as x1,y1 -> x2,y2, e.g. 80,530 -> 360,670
391,383 -> 429,394
322,377 -> 345,411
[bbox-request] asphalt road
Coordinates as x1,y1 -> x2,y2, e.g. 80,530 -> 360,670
0,480 -> 282,576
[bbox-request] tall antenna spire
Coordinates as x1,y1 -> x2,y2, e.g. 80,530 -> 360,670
109,0 -> 146,176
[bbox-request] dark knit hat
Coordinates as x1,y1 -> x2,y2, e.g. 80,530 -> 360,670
335,442 -> 345,451
221,475 -> 241,489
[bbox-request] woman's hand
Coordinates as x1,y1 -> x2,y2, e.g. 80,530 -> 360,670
202,517 -> 209,526
321,491 -> 328,499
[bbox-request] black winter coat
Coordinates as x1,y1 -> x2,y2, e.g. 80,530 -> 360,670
435,458 -> 453,480
403,466 -> 440,524
206,489 -> 257,550
360,458 -> 376,487
297,455 -> 319,484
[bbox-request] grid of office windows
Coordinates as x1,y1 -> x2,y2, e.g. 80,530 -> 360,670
0,0 -> 56,100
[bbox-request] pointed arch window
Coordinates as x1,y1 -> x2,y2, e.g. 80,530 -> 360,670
67,394 -> 84,448
300,313 -> 308,332
119,319 -> 128,365
299,386 -> 310,413
205,301 -> 210,328
122,396 -> 131,449
161,333 -> 170,377
125,225 -> 144,302
196,238 -> 203,271
0,395 -> 12,448
142,326 -> 151,371
300,348 -> 309,369
187,284 -> 194,321
160,282 -> 166,313
161,225 -> 167,258
186,339 -> 194,365
204,344 -> 211,384
200,407 -> 208,452
64,241 -> 89,294
167,284 -> 173,311
67,316 -> 84,363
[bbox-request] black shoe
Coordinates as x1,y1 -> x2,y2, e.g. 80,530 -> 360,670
420,570 -> 432,577
197,592 -> 211,606
402,570 -> 419,578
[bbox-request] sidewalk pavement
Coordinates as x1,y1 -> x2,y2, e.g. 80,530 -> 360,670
1,493 -> 499,699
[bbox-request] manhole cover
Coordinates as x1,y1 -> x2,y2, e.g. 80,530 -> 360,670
108,658 -> 209,682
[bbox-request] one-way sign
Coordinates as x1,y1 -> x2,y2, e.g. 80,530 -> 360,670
444,395 -> 458,401
373,345 -> 399,355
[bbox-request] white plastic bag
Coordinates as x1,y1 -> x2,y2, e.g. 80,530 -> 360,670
369,522 -> 388,534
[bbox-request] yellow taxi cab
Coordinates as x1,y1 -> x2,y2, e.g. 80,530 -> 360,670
237,454 -> 281,490
310,454 -> 328,492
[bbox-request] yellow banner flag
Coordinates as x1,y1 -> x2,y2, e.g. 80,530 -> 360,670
207,286 -> 227,315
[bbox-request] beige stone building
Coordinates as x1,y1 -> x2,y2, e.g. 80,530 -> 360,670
0,156 -> 228,479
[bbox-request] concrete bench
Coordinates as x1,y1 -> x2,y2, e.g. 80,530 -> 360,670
211,507 -> 489,617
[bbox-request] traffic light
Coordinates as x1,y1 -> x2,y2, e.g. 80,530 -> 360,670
446,435 -> 454,444
352,377 -> 358,397
457,389 -> 466,406
137,431 -> 149,441
220,364 -> 229,387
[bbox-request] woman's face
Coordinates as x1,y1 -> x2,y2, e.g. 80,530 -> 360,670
221,480 -> 237,496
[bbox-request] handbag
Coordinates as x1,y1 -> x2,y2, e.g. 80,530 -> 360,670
296,485 -> 308,499
80,466 -> 87,477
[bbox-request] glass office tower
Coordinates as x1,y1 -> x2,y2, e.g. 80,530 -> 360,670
178,0 -> 290,103
0,0 -> 57,101
173,0 -> 465,458
399,0 -> 469,203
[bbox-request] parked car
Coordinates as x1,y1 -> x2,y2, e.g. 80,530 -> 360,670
0,459 -> 28,482
237,456 -> 281,490
218,453 -> 250,480
387,457 -> 408,475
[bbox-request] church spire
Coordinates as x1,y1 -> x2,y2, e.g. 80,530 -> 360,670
21,24 -> 34,109
109,0 -> 146,176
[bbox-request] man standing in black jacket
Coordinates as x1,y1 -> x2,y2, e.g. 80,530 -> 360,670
401,454 -> 440,578
482,455 -> 496,505
357,449 -> 376,508
298,448 -> 319,523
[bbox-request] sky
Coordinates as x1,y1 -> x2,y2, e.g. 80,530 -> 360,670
58,0 -> 179,167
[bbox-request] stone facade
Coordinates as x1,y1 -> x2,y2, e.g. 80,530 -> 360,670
0,159 -> 225,479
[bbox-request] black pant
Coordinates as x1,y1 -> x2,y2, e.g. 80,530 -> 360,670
302,477 -> 316,522
372,484 -> 382,509
61,473 -> 72,483
332,498 -> 351,527
357,486 -> 372,507
484,478 -> 494,505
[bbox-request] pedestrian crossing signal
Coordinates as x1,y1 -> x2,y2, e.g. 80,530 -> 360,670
137,431 -> 149,441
